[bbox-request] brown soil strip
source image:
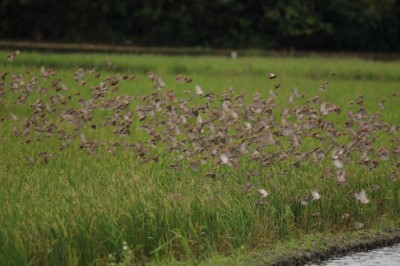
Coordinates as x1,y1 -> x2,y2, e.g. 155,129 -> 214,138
0,40 -> 231,56
1,40 -> 400,60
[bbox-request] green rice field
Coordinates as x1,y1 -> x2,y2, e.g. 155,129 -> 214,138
0,50 -> 399,265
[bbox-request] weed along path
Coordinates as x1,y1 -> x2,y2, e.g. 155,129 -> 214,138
0,50 -> 399,265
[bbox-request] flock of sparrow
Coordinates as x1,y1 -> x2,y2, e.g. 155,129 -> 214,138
1,50 -> 399,210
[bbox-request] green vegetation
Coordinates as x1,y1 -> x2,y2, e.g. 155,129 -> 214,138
0,50 -> 399,265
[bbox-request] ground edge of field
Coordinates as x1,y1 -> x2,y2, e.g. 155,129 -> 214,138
178,219 -> 400,266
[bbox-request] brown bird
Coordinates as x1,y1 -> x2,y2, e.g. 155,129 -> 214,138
269,73 -> 277,79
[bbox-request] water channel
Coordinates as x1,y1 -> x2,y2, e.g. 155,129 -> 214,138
313,243 -> 400,265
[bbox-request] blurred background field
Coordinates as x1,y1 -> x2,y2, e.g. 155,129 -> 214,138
1,1 -> 400,52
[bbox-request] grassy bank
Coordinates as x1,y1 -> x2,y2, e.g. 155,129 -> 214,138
196,220 -> 400,266
0,50 -> 399,265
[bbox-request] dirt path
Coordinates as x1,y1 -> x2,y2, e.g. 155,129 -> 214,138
1,40 -> 400,60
